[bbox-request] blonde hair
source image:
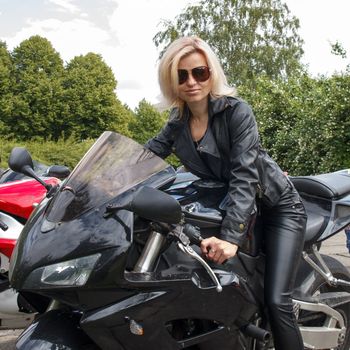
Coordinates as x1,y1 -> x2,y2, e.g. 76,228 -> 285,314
158,36 -> 236,112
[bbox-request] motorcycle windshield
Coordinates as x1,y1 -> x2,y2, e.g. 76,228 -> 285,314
45,131 -> 173,223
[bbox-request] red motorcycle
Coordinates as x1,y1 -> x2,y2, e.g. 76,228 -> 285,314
0,163 -> 69,327
0,178 -> 60,270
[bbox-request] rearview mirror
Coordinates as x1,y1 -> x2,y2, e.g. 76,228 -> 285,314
125,186 -> 182,224
8,147 -> 35,177
47,165 -> 71,180
8,147 -> 52,192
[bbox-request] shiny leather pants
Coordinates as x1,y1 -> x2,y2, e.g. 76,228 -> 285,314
261,182 -> 307,350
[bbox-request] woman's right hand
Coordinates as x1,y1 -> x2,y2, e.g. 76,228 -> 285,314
200,236 -> 238,265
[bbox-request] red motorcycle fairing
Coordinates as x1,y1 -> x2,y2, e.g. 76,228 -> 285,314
0,178 -> 60,220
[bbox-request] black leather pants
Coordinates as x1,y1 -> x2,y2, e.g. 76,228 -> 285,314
261,182 -> 307,350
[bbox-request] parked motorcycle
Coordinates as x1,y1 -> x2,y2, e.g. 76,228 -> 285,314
0,162 -> 70,327
8,131 -> 350,349
0,160 -> 49,185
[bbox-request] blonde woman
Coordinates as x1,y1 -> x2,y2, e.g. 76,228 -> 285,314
146,36 -> 307,350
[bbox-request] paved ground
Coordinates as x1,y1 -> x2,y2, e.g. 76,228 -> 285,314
0,232 -> 349,349
319,230 -> 350,269
0,329 -> 23,350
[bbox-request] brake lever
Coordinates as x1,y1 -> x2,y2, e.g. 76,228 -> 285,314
172,225 -> 223,293
178,242 -> 222,292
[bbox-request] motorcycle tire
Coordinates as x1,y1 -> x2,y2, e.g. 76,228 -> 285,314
299,255 -> 350,350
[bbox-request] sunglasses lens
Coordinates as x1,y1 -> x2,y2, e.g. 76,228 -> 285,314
178,70 -> 188,84
177,67 -> 210,84
192,66 -> 210,82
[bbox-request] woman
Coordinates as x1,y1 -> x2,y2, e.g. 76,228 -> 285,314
145,36 -> 307,350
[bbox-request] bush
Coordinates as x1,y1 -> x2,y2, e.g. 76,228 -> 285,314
0,136 -> 95,170
239,73 -> 350,175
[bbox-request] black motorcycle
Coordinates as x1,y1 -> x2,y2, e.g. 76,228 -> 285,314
8,131 -> 350,349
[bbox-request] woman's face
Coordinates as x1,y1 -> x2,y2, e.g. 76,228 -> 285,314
177,51 -> 212,105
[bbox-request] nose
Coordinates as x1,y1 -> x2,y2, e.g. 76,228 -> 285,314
186,72 -> 197,85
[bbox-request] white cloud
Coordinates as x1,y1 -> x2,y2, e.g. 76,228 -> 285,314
4,17 -> 113,61
286,0 -> 350,76
3,0 -> 349,109
48,0 -> 80,14
107,0 -> 195,107
0,0 -> 197,108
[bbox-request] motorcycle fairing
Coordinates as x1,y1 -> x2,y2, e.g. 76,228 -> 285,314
15,309 -> 98,350
0,178 -> 59,220
80,282 -> 256,350
10,132 -> 176,290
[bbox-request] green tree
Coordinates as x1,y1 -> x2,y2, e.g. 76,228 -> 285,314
239,73 -> 350,176
154,0 -> 304,86
331,41 -> 347,59
301,74 -> 350,173
0,41 -> 14,135
62,53 -> 132,139
129,99 -> 167,144
10,35 -> 65,140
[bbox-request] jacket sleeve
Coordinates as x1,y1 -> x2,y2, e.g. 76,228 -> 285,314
144,122 -> 174,159
220,102 -> 260,247
144,108 -> 181,159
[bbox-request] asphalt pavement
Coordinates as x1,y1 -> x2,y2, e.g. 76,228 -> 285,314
0,232 -> 349,349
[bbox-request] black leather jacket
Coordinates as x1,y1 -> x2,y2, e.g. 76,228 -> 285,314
145,96 -> 289,246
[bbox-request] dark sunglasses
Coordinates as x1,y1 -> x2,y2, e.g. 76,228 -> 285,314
177,66 -> 211,85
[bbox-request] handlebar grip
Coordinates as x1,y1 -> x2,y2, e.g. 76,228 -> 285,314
0,220 -> 8,231
183,224 -> 203,246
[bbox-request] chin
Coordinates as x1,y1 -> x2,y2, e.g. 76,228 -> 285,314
184,95 -> 207,104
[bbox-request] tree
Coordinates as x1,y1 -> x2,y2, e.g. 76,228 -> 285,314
129,99 -> 167,144
153,0 -> 304,86
331,41 -> 347,59
0,41 -> 14,135
10,35 -> 65,140
62,53 -> 132,139
239,73 -> 350,176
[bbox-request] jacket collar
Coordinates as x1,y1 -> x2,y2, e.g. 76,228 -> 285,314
180,97 -> 227,178
175,95 -> 234,121
209,95 -> 233,116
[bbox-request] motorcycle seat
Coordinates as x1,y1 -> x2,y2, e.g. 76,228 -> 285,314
304,210 -> 326,243
291,170 -> 350,199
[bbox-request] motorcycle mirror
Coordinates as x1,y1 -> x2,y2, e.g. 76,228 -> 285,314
47,165 -> 71,180
8,147 -> 52,192
125,186 -> 182,224
8,147 -> 34,175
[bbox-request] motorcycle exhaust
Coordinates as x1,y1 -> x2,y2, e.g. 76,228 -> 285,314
241,323 -> 271,342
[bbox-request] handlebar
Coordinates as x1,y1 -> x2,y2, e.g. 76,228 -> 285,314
183,224 -> 203,246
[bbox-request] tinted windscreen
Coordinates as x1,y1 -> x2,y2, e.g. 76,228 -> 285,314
46,131 -> 171,222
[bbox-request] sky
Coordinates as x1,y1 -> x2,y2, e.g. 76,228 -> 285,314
0,0 -> 349,109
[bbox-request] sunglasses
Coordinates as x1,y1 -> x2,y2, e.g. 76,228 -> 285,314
177,66 -> 211,85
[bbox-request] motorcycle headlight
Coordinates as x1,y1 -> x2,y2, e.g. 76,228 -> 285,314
23,253 -> 101,289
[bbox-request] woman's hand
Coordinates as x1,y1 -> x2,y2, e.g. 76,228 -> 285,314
200,236 -> 238,265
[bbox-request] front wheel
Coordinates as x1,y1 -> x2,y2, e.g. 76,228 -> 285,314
298,255 -> 350,350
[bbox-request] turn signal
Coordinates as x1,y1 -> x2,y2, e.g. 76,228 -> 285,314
129,319 -> 144,336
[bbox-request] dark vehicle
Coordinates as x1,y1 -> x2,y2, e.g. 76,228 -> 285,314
8,132 -> 350,349
0,161 -> 49,184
